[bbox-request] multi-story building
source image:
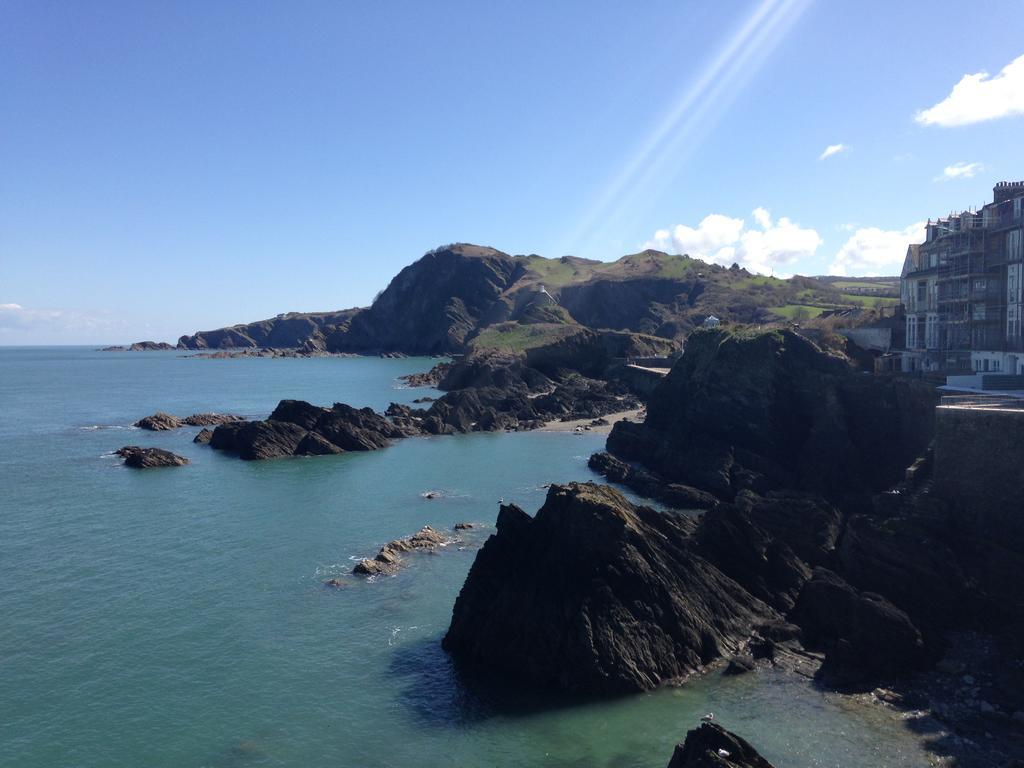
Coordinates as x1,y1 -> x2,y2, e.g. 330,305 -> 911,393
900,180 -> 1024,377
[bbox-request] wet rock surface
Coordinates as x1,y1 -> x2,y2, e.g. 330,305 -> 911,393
116,446 -> 190,468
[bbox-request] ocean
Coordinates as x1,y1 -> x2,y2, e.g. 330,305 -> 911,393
0,347 -> 935,767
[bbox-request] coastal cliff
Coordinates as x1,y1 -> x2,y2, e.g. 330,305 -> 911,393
605,328 -> 937,501
171,244 -> 888,355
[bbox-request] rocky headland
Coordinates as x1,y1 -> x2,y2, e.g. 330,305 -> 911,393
166,244 -> 891,359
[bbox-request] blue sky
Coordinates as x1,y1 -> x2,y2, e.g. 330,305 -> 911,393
2,0 -> 1023,343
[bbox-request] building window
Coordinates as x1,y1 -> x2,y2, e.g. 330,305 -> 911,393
917,281 -> 927,302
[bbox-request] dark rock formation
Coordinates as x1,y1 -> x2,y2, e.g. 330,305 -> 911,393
790,568 -> 927,690
177,309 -> 359,350
399,362 -> 453,388
443,483 -> 778,694
607,329 -> 937,502
136,412 -> 243,431
734,491 -> 841,568
353,526 -> 451,576
666,722 -> 775,768
323,578 -> 348,588
588,452 -> 719,510
453,522 -> 474,530
193,428 -> 214,444
208,399 -> 411,460
182,413 -> 244,426
134,412 -> 183,431
116,446 -> 189,468
329,245 -> 522,355
128,341 -> 175,351
695,504 -> 810,613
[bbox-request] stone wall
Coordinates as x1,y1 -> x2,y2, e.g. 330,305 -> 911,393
934,405 -> 1024,545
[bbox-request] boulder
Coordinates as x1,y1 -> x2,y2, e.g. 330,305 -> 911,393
193,428 -> 214,444
116,446 -> 189,469
790,568 -> 927,689
443,483 -> 778,694
134,412 -> 183,431
666,722 -> 775,768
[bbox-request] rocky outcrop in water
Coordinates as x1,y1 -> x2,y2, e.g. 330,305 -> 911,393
135,412 -> 183,430
135,412 -> 243,430
193,428 -> 214,444
182,413 -> 245,426
176,309 -> 359,350
207,399 -> 413,460
666,722 -> 776,768
443,483 -> 778,694
353,525 -> 451,576
116,446 -> 190,468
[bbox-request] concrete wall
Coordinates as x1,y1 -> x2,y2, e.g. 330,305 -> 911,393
934,405 -> 1024,546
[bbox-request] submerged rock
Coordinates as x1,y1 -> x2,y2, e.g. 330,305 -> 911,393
443,483 -> 777,694
134,412 -> 183,431
116,446 -> 189,469
666,722 -> 775,768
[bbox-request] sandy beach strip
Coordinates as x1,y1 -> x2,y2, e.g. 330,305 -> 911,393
540,408 -> 644,434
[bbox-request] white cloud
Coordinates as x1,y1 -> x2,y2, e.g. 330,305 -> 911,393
819,143 -> 848,160
646,208 -> 822,276
936,161 -> 984,181
915,53 -> 1024,127
0,302 -> 133,343
829,222 -> 926,276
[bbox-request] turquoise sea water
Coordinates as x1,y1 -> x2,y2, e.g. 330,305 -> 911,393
0,348 -> 936,767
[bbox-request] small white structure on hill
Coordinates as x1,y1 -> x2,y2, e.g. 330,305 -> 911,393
703,315 -> 721,328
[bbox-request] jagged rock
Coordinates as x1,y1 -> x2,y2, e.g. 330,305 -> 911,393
134,412 -> 183,431
116,446 -> 189,468
790,567 -> 927,690
193,428 -> 214,444
607,329 -> 937,502
454,522 -> 474,530
733,491 -> 841,567
182,413 -> 244,426
666,722 -> 775,768
695,504 -> 810,613
353,526 -> 451,577
588,452 -> 719,510
127,341 -> 175,351
723,655 -> 755,676
443,483 -> 778,694
207,399 -> 411,460
209,419 -> 308,460
399,362 -> 453,388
